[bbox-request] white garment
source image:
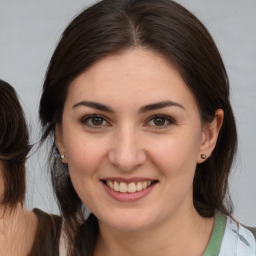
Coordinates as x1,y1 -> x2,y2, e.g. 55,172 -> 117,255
219,216 -> 256,256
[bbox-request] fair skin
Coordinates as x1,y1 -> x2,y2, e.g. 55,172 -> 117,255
56,48 -> 223,256
0,161 -> 38,256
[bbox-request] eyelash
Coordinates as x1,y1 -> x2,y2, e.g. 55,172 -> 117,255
81,114 -> 110,129
146,115 -> 175,129
80,114 -> 175,129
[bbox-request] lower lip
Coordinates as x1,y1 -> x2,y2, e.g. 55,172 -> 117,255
102,182 -> 157,202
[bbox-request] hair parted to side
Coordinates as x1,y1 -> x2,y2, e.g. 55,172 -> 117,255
39,0 -> 237,254
0,80 -> 31,209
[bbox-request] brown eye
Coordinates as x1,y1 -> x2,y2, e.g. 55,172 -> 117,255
153,117 -> 166,126
147,115 -> 175,129
92,117 -> 104,126
81,114 -> 109,128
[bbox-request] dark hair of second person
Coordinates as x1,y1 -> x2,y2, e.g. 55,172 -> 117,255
0,80 -> 62,256
0,79 -> 31,208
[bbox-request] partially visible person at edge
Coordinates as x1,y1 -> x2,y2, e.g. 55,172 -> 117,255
0,80 -> 61,256
39,0 -> 256,255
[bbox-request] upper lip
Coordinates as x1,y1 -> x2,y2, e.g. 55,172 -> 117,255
100,177 -> 157,183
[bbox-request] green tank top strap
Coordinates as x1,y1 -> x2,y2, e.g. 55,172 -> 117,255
203,211 -> 226,256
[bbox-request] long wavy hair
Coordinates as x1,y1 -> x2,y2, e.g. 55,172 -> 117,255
39,0 -> 237,254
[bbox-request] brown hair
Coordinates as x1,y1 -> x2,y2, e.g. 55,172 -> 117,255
39,0 -> 237,254
0,80 -> 31,209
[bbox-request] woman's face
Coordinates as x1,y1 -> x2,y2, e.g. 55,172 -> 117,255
57,48 -> 218,231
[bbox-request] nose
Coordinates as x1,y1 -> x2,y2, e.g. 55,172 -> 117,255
108,125 -> 146,172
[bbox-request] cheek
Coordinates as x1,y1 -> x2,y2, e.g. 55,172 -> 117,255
66,141 -> 103,175
64,139 -> 104,206
148,133 -> 200,178
64,133 -> 111,181
148,137 -> 200,209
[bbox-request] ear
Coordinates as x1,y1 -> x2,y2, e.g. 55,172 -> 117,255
197,109 -> 224,163
55,125 -> 68,164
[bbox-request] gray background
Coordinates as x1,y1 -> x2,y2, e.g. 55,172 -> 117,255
0,0 -> 255,225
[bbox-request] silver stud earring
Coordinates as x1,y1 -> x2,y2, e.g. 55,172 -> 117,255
60,154 -> 65,160
201,154 -> 207,159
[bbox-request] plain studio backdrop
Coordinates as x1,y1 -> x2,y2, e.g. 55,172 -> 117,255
0,0 -> 255,225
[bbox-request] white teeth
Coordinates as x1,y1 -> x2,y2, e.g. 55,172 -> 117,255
114,181 -> 119,191
142,181 -> 147,189
120,182 -> 128,193
136,182 -> 143,191
109,181 -> 114,189
106,180 -> 153,193
127,183 -> 136,193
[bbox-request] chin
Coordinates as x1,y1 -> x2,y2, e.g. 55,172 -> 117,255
98,211 -> 156,232
108,221 -> 151,232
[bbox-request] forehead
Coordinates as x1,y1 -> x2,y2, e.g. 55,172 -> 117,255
65,48 -> 198,111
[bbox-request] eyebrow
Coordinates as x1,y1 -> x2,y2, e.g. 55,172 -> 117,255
139,100 -> 185,113
72,101 -> 114,113
72,100 -> 185,113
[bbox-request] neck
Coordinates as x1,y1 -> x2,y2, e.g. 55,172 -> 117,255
0,204 -> 38,256
94,206 -> 214,256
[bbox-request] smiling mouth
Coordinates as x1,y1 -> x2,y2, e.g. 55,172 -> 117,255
102,180 -> 158,193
